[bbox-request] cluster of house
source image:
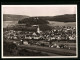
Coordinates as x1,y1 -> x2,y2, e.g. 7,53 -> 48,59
3,30 -> 42,40
43,26 -> 76,41
3,26 -> 76,41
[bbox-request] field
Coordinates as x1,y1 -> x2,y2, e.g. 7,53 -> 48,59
3,21 -> 18,28
3,40 -> 76,56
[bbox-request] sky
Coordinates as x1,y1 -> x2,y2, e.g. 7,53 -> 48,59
2,5 -> 77,16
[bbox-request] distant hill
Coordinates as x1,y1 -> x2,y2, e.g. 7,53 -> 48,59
50,14 -> 76,22
3,14 -> 29,21
3,14 -> 76,22
32,14 -> 76,22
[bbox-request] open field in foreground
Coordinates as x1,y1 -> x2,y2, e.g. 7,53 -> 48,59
18,44 -> 76,56
3,40 -> 76,56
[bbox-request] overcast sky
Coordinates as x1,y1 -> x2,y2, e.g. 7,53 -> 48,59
2,5 -> 77,16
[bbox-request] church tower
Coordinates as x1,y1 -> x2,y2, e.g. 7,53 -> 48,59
37,25 -> 40,33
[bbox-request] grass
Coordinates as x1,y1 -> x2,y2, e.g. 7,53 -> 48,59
18,44 -> 76,56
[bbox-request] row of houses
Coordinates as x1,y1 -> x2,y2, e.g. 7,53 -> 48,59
4,28 -> 76,41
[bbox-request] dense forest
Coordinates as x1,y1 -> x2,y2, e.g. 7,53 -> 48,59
18,17 -> 49,25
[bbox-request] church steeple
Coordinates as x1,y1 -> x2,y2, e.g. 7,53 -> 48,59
37,25 -> 40,33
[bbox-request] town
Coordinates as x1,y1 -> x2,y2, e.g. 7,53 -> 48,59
2,5 -> 77,57
3,25 -> 76,49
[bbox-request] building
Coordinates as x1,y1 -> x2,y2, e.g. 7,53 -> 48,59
32,25 -> 42,34
37,25 -> 41,33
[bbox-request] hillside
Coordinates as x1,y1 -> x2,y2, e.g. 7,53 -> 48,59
32,14 -> 76,22
3,14 -> 29,21
3,14 -> 76,22
50,14 -> 76,22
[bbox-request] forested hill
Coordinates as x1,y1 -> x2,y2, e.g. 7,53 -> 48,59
18,17 -> 49,25
3,14 -> 29,21
18,14 -> 76,25
49,14 -> 76,22
33,14 -> 76,22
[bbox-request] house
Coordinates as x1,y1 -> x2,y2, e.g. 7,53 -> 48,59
69,36 -> 76,40
23,41 -> 29,45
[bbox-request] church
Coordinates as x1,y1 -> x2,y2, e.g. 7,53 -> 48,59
32,25 -> 42,34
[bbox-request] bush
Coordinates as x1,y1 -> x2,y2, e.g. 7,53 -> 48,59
3,41 -> 18,56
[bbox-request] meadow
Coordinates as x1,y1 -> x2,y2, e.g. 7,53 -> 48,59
48,21 -> 76,27
3,21 -> 18,28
